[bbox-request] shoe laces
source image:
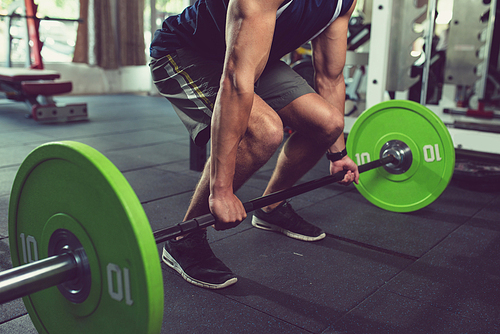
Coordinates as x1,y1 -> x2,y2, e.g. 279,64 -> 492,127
184,231 -> 214,254
278,201 -> 308,228
285,202 -> 322,235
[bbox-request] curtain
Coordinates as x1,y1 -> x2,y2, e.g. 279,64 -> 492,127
73,0 -> 146,69
118,0 -> 146,66
94,0 -> 118,68
73,0 -> 89,64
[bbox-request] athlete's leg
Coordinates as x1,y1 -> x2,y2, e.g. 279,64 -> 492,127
183,94 -> 284,224
262,93 -> 343,211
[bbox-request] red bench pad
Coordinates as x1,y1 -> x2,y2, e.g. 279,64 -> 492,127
0,68 -> 60,82
21,81 -> 72,96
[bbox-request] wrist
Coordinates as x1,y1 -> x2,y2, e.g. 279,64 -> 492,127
210,183 -> 234,197
326,148 -> 347,162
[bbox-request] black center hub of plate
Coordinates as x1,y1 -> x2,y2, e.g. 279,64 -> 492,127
48,229 -> 91,303
380,140 -> 413,174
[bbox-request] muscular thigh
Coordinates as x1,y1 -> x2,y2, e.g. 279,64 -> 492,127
276,93 -> 340,136
255,61 -> 339,136
245,94 -> 284,144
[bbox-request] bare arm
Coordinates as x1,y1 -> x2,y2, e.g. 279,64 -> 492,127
311,0 -> 359,183
210,0 -> 284,224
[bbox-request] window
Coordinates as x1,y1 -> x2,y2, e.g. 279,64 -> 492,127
0,0 -> 80,65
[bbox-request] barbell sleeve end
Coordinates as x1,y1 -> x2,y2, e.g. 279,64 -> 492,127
0,253 -> 78,305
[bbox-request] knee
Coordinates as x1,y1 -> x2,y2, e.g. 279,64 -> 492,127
262,116 -> 284,150
247,113 -> 284,157
313,107 -> 344,147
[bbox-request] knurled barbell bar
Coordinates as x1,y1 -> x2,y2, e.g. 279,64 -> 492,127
1,100 -> 455,333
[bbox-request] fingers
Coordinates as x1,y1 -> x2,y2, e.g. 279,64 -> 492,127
340,170 -> 355,185
214,219 -> 243,230
213,212 -> 247,230
210,194 -> 247,230
330,156 -> 359,186
339,167 -> 359,186
213,206 -> 246,230
354,169 -> 360,184
347,167 -> 360,185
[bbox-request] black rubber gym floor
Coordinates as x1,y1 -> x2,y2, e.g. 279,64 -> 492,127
0,94 -> 499,333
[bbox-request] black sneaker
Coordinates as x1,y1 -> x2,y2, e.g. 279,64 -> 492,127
162,230 -> 237,289
252,201 -> 326,241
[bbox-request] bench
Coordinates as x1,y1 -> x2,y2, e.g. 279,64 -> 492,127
0,68 -> 88,122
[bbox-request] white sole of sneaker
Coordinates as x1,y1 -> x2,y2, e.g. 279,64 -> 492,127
251,216 -> 326,242
162,248 -> 237,289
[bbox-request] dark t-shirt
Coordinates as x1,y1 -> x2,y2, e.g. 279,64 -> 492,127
150,0 -> 355,61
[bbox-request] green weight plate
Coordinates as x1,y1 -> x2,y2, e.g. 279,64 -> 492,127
346,100 -> 455,212
8,141 -> 163,334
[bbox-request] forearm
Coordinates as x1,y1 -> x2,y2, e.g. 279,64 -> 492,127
209,0 -> 280,198
311,0 -> 356,155
209,80 -> 253,195
315,73 -> 347,153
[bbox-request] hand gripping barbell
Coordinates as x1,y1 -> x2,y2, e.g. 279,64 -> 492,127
0,100 -> 455,333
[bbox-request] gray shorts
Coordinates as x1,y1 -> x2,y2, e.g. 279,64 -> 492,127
150,47 -> 314,146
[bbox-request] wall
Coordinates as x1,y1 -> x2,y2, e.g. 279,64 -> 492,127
44,62 -> 154,95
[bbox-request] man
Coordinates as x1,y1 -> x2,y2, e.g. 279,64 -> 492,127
150,0 -> 359,289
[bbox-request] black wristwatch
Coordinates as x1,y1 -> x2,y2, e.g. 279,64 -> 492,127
326,148 -> 347,162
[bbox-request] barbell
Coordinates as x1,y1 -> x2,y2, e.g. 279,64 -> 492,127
0,100 -> 455,333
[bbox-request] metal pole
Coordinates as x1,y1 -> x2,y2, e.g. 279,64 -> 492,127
420,0 -> 438,105
478,0 -> 497,100
153,155 -> 396,243
366,0 -> 393,108
0,155 -> 396,303
0,14 -> 84,22
5,15 -> 13,67
0,253 -> 78,304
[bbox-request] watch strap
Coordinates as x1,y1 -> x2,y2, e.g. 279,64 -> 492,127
326,148 -> 347,162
